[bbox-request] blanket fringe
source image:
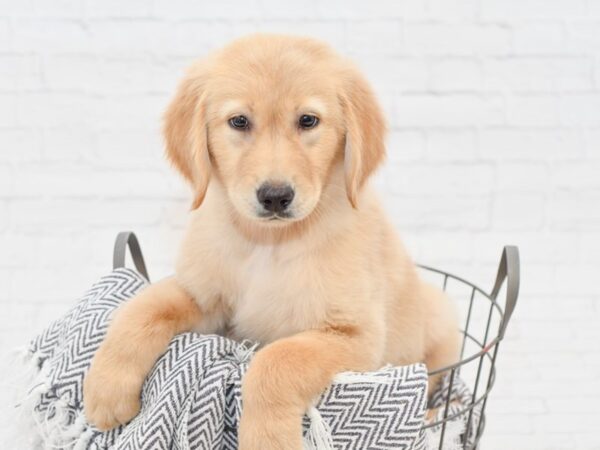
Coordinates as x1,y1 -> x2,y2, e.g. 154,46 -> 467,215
424,419 -> 464,450
232,340 -> 259,364
333,367 -> 394,385
0,347 -> 93,450
303,406 -> 335,450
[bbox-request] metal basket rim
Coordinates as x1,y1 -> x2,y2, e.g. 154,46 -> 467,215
417,264 -> 505,376
423,344 -> 496,428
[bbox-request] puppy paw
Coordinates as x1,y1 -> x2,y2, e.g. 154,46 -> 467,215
83,352 -> 144,430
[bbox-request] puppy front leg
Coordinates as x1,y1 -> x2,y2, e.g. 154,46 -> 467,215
238,326 -> 378,450
83,277 -> 202,430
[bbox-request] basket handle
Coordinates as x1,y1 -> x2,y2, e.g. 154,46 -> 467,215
491,245 -> 520,340
113,231 -> 150,281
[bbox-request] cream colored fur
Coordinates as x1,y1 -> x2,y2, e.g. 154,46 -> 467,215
83,34 -> 460,450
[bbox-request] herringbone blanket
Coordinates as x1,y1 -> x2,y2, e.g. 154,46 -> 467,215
13,268 -> 478,450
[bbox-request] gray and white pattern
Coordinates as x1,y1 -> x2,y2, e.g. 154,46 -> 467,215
19,268 -> 476,449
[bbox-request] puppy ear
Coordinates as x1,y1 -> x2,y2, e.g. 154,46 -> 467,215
340,67 -> 386,208
163,64 -> 211,210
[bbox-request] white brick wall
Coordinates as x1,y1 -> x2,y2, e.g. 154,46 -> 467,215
1,1 -> 599,448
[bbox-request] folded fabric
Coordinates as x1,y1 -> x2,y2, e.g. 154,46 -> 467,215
11,267 -> 479,450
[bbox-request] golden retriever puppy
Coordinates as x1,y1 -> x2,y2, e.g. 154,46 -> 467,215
83,34 -> 460,449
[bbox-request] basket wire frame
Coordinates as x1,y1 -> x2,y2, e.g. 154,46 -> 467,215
418,246 -> 520,450
113,233 -> 519,450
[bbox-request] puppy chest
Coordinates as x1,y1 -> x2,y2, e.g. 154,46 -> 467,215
228,246 -> 327,343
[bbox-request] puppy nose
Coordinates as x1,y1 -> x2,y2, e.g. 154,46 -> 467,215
257,183 -> 295,213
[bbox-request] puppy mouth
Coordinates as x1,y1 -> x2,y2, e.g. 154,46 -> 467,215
258,211 -> 293,221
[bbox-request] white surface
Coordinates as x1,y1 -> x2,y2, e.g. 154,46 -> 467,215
1,1 -> 599,448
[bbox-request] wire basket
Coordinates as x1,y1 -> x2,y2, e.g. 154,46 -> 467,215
114,233 -> 520,449
419,246 -> 520,449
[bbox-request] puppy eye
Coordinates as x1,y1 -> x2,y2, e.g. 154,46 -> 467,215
298,114 -> 319,129
229,115 -> 250,130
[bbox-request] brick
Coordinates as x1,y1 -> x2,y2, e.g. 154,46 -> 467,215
346,20 -> 402,55
394,94 -> 504,127
507,95 -> 560,127
85,0 -> 153,18
0,165 -> 13,197
87,20 -> 172,55
517,320 -> 577,342
36,234 -> 98,268
388,195 -> 490,231
575,433 -> 600,450
483,413 -> 533,435
42,128 -> 94,161
86,94 -> 167,131
554,162 -> 600,189
585,130 -> 600,159
491,193 -> 545,230
314,0 -> 427,19
489,397 -> 546,414
410,231 -> 475,263
358,57 -> 429,94
554,265 -> 599,295
534,413 -> 600,434
232,21 -> 346,52
0,0 -> 34,16
574,318 -> 600,339
44,55 -> 176,95
166,21 -> 240,57
8,267 -> 105,303
549,190 -> 600,231
580,233 -> 600,263
471,231 -> 578,264
482,0 -> 586,20
588,1 -> 600,16
388,163 -> 494,196
32,0 -> 83,18
11,19 -> 92,52
42,54 -> 102,92
0,268 -> 9,300
0,94 -> 19,127
0,54 -> 43,91
386,130 -> 425,162
0,233 -> 37,268
559,94 -> 600,126
425,129 -> 477,161
484,57 -> 594,92
256,0 -> 324,19
92,130 -> 165,168
0,19 -> 10,52
496,162 -> 549,192
513,22 -> 567,55
518,295 -> 593,320
8,199 -> 165,230
428,0 -> 479,19
481,435 -> 573,450
16,93 -> 89,128
479,129 -> 584,161
0,129 -> 42,162
430,58 -> 482,91
0,201 -> 7,232
568,21 -> 600,53
13,166 -> 175,199
404,23 -> 512,56
153,0 -> 261,20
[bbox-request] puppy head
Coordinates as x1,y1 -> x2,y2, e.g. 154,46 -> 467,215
164,34 -> 385,225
